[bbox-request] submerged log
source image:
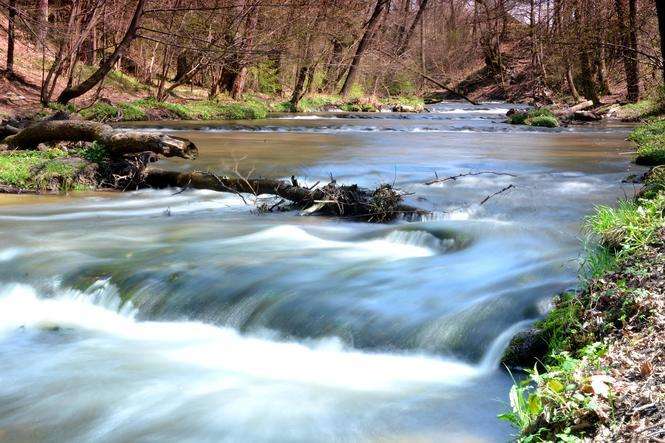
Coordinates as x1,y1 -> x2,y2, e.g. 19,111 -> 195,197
3,120 -> 198,159
145,169 -> 426,222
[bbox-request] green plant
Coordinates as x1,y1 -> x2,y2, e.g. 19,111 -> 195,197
628,120 -> 665,145
117,102 -> 146,121
499,344 -> 611,442
75,141 -> 109,164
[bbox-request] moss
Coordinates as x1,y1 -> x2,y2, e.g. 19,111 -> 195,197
509,108 -> 559,127
527,115 -> 559,128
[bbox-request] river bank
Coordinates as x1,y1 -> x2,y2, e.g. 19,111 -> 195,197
500,98 -> 665,441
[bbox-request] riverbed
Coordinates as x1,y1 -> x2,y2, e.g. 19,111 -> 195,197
0,103 -> 642,442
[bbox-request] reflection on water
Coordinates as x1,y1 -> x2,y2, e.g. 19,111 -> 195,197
0,102 -> 642,442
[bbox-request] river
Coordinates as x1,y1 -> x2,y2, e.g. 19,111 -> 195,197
0,103 -> 642,442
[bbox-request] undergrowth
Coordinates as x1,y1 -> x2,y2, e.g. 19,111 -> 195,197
500,117 -> 665,441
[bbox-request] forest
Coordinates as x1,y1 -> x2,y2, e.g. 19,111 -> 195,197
1,1 -> 665,443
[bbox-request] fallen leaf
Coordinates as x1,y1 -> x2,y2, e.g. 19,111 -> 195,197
640,361 -> 653,377
590,375 -> 614,398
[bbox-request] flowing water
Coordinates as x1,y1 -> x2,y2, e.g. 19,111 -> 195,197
0,103 -> 643,442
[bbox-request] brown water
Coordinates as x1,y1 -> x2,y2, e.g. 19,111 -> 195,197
0,103 -> 642,442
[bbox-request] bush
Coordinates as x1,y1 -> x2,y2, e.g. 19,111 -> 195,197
528,115 -> 559,128
508,112 -> 529,125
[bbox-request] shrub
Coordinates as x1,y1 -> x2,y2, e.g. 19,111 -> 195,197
508,112 -> 529,125
499,343 -> 611,442
250,61 -> 281,94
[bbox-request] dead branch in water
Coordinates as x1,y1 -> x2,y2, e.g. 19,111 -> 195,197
145,168 -> 427,222
480,184 -> 515,205
426,171 -> 517,185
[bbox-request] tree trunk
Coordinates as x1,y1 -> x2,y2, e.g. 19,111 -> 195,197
596,45 -> 610,94
657,0 -> 665,85
627,0 -> 640,101
614,0 -> 639,102
56,0 -> 146,104
579,50 -> 600,105
145,169 -> 424,222
38,0 -> 49,51
290,65 -> 312,109
395,0 -> 430,55
339,0 -> 389,96
6,0 -> 16,76
4,120 -> 198,160
566,64 -> 581,102
231,5 -> 260,99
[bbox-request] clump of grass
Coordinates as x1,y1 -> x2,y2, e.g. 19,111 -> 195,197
585,196 -> 665,257
627,120 -> 665,166
78,97 -> 269,122
0,149 -> 94,192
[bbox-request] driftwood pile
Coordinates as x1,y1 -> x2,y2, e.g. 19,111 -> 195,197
146,169 -> 423,222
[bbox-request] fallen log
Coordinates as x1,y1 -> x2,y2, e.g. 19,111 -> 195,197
3,120 -> 198,159
145,169 -> 426,222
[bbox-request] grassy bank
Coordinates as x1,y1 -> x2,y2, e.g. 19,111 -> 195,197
500,112 -> 665,441
64,93 -> 425,122
0,146 -> 103,192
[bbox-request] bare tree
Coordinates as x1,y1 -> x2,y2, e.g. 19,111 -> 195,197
339,0 -> 389,96
57,0 -> 147,104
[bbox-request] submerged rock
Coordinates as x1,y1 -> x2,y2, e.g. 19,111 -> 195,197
501,328 -> 549,370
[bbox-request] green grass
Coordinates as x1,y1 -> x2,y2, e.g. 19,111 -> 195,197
585,196 -> 665,259
0,149 -> 91,191
616,86 -> 665,120
626,120 -> 665,166
78,97 -> 269,122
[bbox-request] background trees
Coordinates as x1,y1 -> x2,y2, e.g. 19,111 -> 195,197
1,0 -> 663,106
